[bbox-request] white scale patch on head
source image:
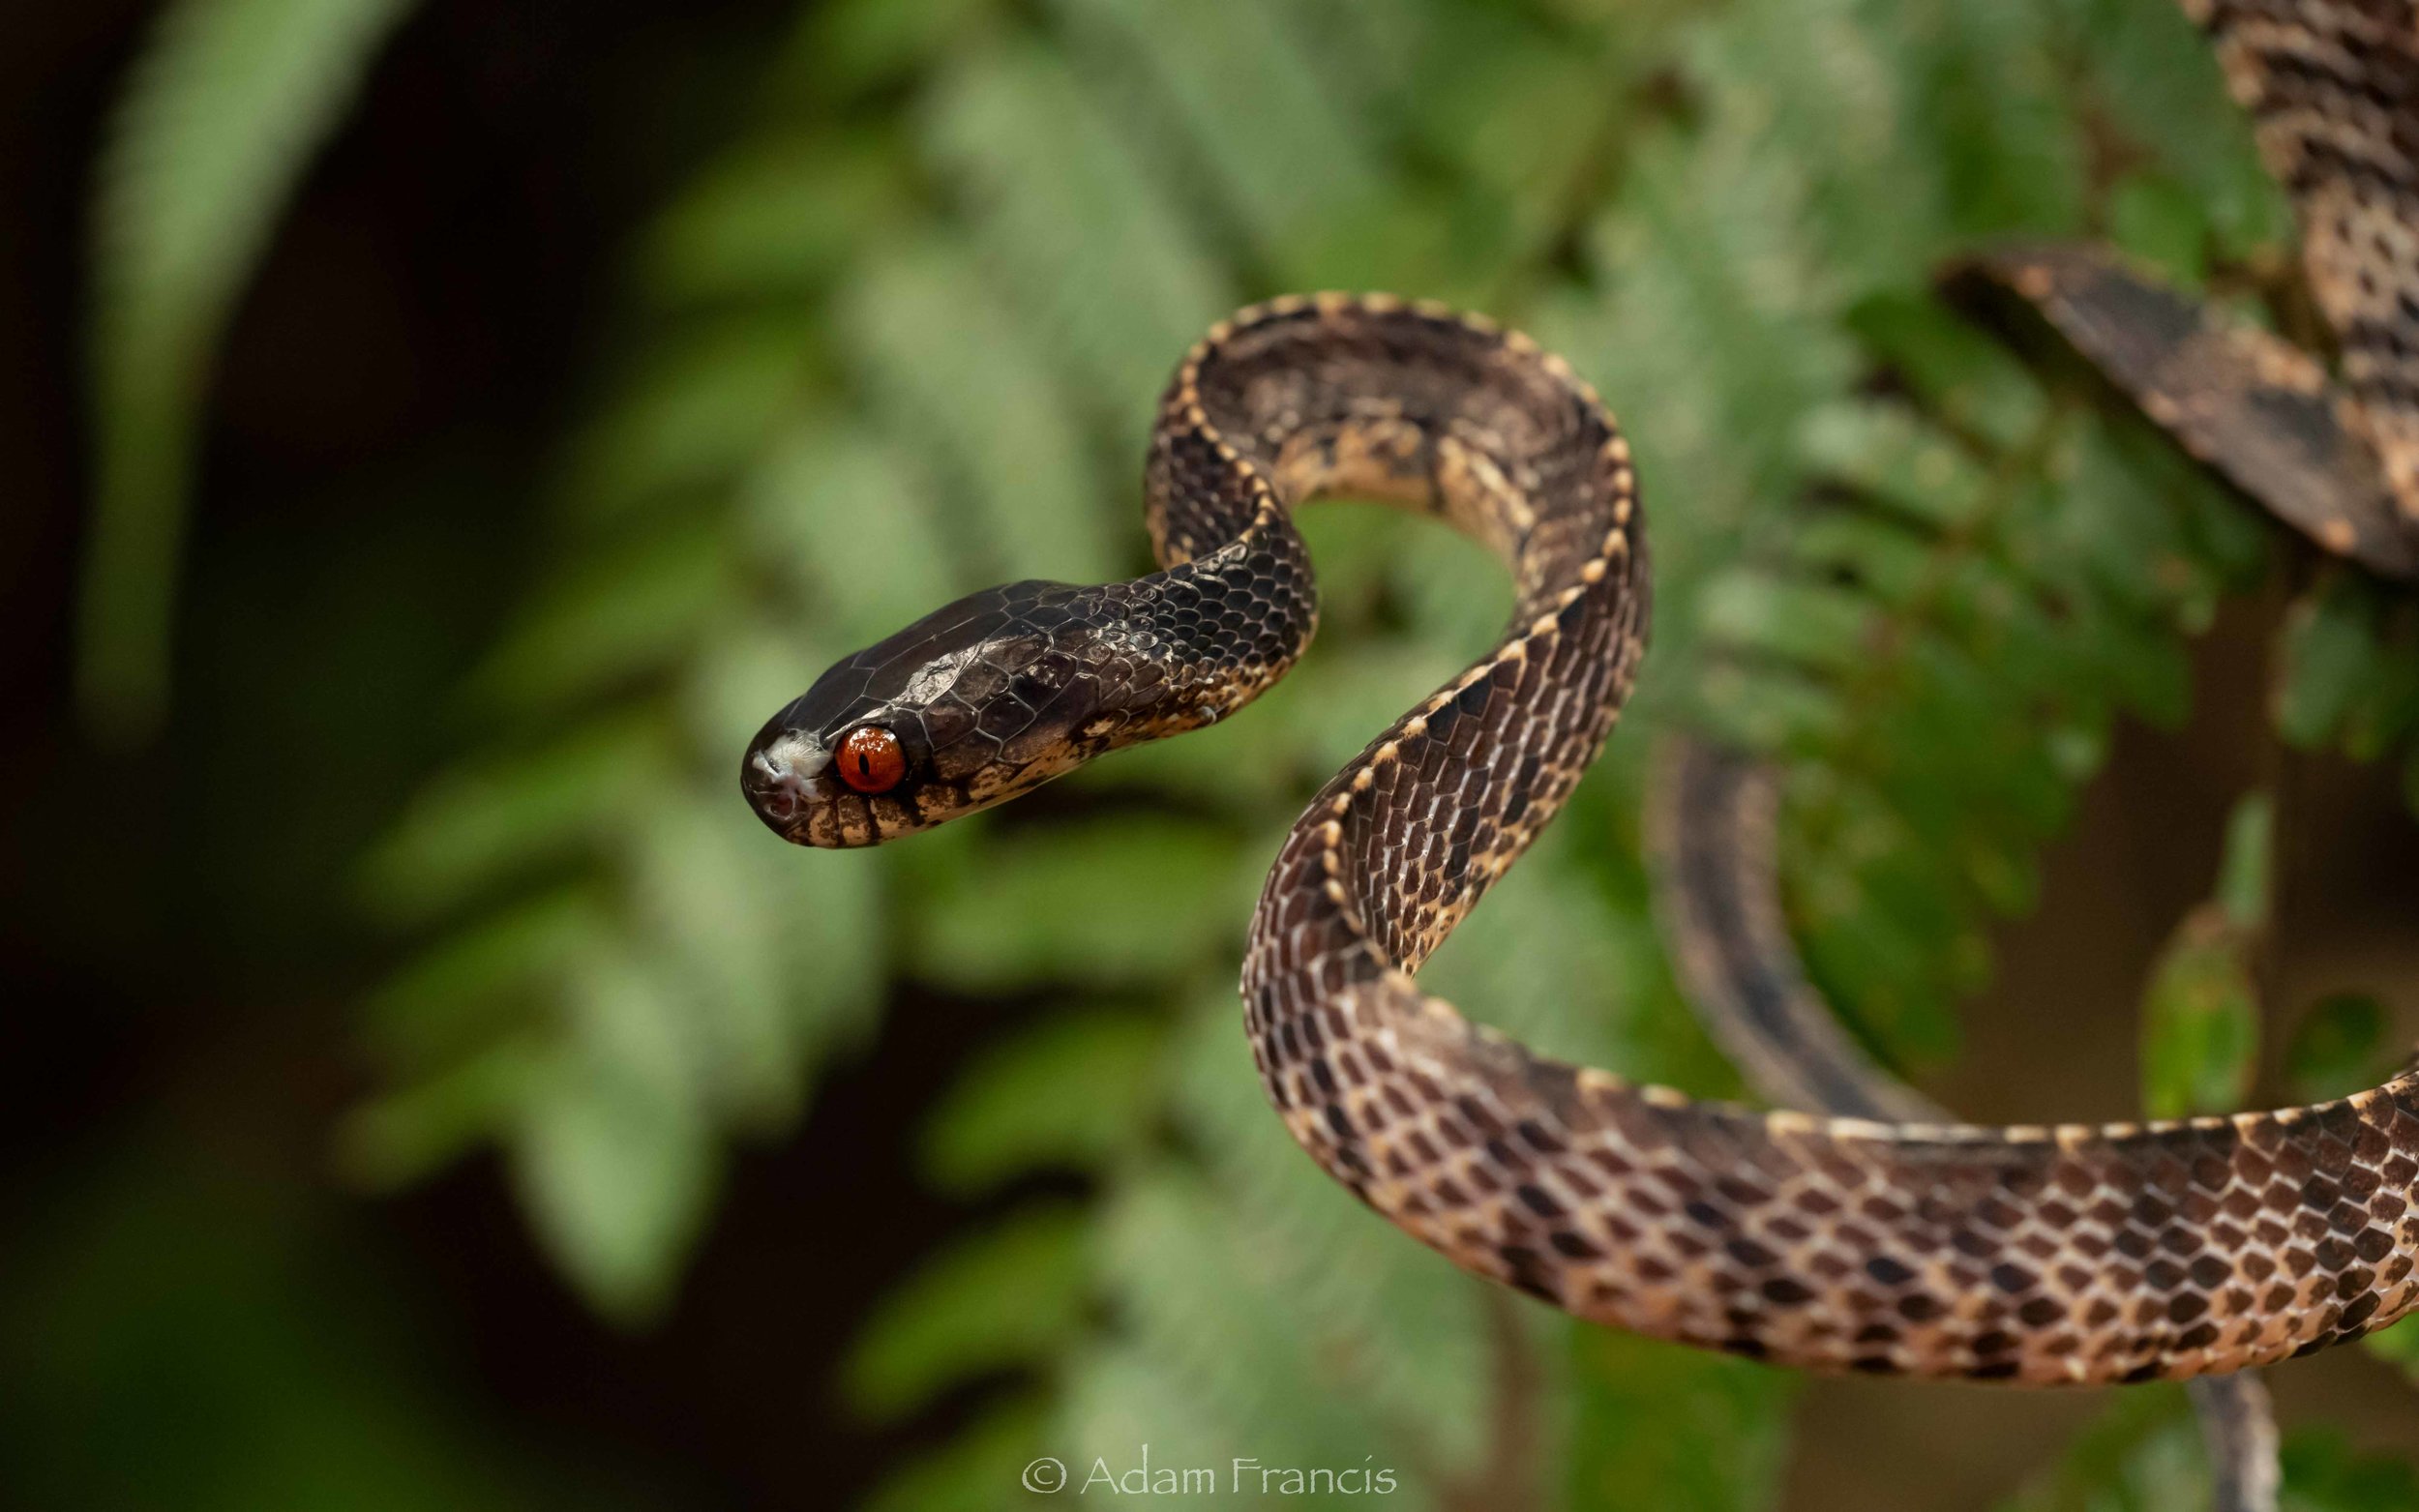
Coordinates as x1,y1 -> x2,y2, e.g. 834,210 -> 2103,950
900,643 -> 990,708
756,730 -> 829,783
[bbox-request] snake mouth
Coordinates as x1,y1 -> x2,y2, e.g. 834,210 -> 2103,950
740,732 -> 831,841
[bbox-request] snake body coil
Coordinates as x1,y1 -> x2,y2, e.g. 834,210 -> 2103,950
1648,742 -> 2280,1509
743,293 -> 2419,1386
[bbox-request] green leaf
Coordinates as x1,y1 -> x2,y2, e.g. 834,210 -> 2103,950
902,818 -> 1251,993
844,1208 -> 1091,1422
2213,791 -> 2273,930
2106,173 -> 2215,283
1906,0 -> 2087,240
2054,0 -> 2289,260
1847,291 -> 2047,451
2285,993 -> 2394,1105
1420,831 -> 1675,1082
81,0 -> 419,740
1565,1328 -> 1795,1512
922,1011 -> 1167,1192
335,1038 -> 545,1188
777,0 -> 1002,105
507,1021 -> 718,1323
1086,1171 -> 1432,1473
739,423 -> 958,646
1048,0 -> 1386,283
2138,907 -> 2260,1121
1796,400 -> 1994,531
358,716 -> 674,925
856,1397 -> 1051,1512
2139,794 -> 2269,1119
622,790 -> 883,1125
922,43 -> 1233,420
2275,574 -> 2391,751
1787,510 -> 1938,607
1999,1385 -> 2206,1512
1697,570 -> 1880,674
2279,1428 -> 2419,1511
642,135 -> 916,306
839,244 -> 1120,585
2365,1317 -> 2419,1389
362,886 -> 612,1071
560,313 -> 821,523
1694,664 -> 1852,755
2015,1394 -> 2419,1511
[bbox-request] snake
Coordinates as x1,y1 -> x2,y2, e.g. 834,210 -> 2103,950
736,0 -> 2419,1436
1645,740 -> 2281,1510
1641,1 -> 2419,1498
742,285 -> 2419,1390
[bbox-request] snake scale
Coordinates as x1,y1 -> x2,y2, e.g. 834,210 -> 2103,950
738,0 -> 2419,1430
1646,742 -> 2281,1510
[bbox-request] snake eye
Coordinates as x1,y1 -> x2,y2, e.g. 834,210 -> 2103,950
836,726 -> 907,794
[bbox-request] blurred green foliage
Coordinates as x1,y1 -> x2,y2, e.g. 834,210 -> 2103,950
0,1149 -> 630,1512
1998,1386 -> 2419,1512
2139,793 -> 2268,1121
80,0 -> 2419,1506
83,0 -> 418,739
2276,570 -> 2419,808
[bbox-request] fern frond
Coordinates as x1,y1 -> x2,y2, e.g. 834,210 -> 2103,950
920,1010 -> 1166,1193
504,956 -> 721,1323
1044,0 -> 1385,286
839,244 -> 1120,583
2138,793 -> 2268,1120
2275,570 -> 2419,817
921,43 -> 1232,429
845,1206 -> 1091,1422
82,0 -> 418,739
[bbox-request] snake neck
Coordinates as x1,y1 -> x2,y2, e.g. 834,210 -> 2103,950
1144,296 -> 1648,1004
1146,294 -> 1653,1224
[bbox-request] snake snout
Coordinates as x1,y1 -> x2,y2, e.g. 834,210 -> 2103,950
740,732 -> 827,837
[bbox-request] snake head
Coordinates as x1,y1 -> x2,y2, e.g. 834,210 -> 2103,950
743,578 -> 1175,847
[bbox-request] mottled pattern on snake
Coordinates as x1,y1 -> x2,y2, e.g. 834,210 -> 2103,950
741,293 -> 2419,1386
1629,0 -> 2417,1488
1957,243 -> 2419,577
1647,741 -> 2279,1510
1962,2 -> 2419,577
2188,0 -> 2419,518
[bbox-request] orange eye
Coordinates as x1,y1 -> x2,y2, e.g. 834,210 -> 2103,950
836,726 -> 907,794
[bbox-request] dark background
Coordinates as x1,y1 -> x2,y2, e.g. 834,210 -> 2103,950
2,3 -> 1004,1504
6,4 -> 2417,1508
